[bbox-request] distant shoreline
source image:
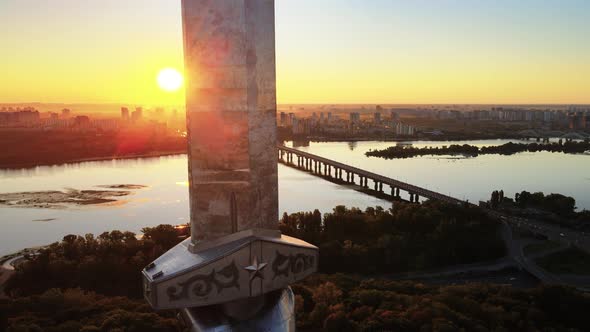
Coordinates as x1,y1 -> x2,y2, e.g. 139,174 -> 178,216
0,150 -> 187,170
0,137 -> 541,169
301,135 -> 522,143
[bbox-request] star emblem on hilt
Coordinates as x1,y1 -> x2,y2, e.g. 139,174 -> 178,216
244,256 -> 268,281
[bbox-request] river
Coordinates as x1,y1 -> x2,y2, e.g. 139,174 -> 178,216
0,139 -> 588,256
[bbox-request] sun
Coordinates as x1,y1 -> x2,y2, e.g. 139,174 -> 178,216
157,68 -> 183,92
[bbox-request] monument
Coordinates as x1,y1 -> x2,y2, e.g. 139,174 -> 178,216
142,0 -> 318,330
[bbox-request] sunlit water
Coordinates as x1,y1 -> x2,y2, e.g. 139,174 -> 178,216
0,139 -> 588,256
290,139 -> 590,209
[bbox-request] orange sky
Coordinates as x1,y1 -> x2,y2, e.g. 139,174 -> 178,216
1,0 -> 589,106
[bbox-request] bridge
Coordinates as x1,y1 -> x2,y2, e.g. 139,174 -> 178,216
278,145 -> 590,290
278,145 -> 465,205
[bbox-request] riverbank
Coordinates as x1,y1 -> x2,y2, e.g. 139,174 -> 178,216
0,150 -> 186,169
0,246 -> 46,298
0,136 -> 517,169
287,133 -> 523,144
0,130 -> 187,169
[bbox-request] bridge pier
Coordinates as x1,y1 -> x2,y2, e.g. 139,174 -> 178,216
277,146 -> 465,207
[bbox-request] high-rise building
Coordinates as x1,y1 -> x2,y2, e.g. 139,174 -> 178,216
569,112 -> 587,130
121,107 -> 130,120
154,107 -> 165,118
394,122 -> 416,136
61,109 -> 71,118
74,116 -> 90,127
0,110 -> 41,126
374,112 -> 382,124
390,111 -> 399,121
131,107 -> 143,122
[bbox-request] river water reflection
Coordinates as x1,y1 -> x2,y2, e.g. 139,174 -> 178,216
0,139 -> 588,256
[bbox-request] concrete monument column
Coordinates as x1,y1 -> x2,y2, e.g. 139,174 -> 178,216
183,0 -> 278,245
143,1 -> 318,330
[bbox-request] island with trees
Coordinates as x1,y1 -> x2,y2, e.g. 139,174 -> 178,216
366,140 -> 590,159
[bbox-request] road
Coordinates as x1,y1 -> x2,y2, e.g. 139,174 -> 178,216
505,214 -> 590,253
0,257 -> 18,298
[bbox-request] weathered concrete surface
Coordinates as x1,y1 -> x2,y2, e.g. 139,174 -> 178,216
144,2 -> 318,316
182,0 -> 278,244
143,230 -> 317,310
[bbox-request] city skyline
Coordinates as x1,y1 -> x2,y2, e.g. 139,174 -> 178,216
1,0 -> 590,105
